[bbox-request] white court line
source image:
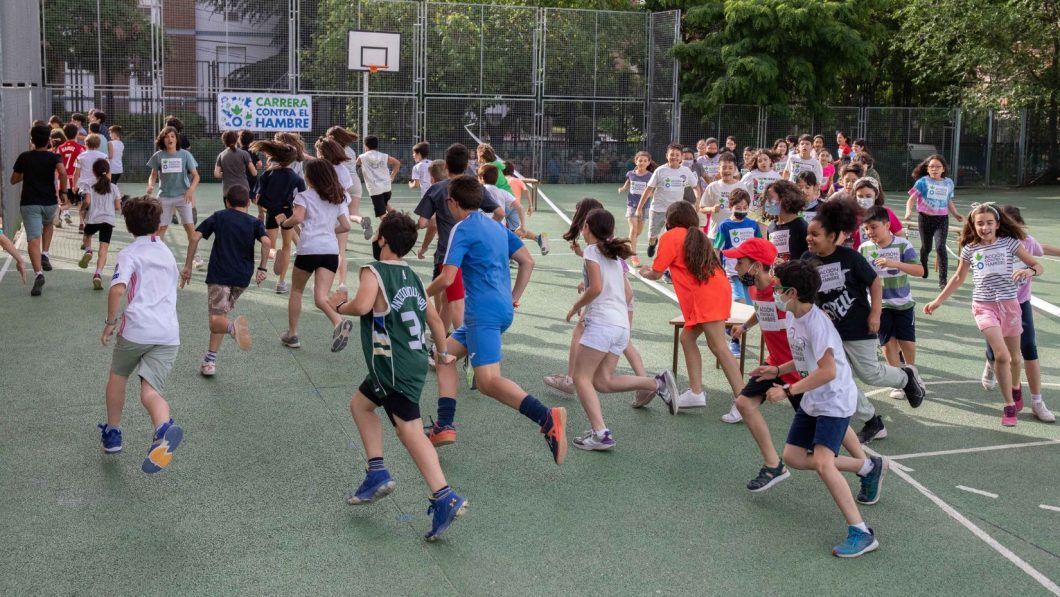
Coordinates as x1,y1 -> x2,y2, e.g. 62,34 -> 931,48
888,465 -> 1060,596
887,439 -> 1060,461
1040,504 -> 1060,513
956,485 -> 999,498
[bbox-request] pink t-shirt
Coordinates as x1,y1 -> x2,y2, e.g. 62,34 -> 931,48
820,163 -> 835,193
1017,235 -> 1043,303
851,206 -> 903,248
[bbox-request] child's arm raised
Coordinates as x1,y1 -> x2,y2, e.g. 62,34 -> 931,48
566,258 -> 602,322
924,258 -> 970,314
1041,243 -> 1060,257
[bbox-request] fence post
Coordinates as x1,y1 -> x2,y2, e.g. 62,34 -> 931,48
671,10 -> 681,143
952,108 -> 961,185
985,109 -> 993,186
1017,107 -> 1028,186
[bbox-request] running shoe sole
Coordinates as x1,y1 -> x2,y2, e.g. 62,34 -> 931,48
748,469 -> 791,493
345,480 -> 397,505
92,276 -> 103,290
545,407 -> 568,465
331,319 -> 354,352
661,371 -> 679,415
78,252 -> 92,268
833,538 -> 879,558
425,497 -> 468,542
142,424 -> 184,474
361,217 -> 373,241
428,428 -> 456,447
233,315 -> 252,351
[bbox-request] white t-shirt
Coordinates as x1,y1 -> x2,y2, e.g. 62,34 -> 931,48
786,305 -> 856,418
85,184 -> 121,226
646,165 -> 697,213
109,139 -> 124,174
333,163 -> 353,191
411,159 -> 432,198
785,154 -> 824,182
342,146 -> 362,197
76,149 -> 110,187
359,150 -> 393,196
581,244 -> 630,330
740,169 -> 782,211
111,235 -> 180,346
701,180 -> 746,238
485,184 -> 516,210
292,188 -> 351,255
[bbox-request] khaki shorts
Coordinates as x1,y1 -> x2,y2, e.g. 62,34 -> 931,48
207,284 -> 246,315
159,195 -> 194,226
111,336 -> 179,392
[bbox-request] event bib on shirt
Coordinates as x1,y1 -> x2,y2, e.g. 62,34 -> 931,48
754,300 -> 784,331
630,180 -> 647,195
973,245 -> 1012,277
867,246 -> 901,276
817,262 -> 845,293
787,333 -> 811,379
769,229 -> 790,254
729,227 -> 754,247
161,158 -> 183,174
924,181 -> 950,210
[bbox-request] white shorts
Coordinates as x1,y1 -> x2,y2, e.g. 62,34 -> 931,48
647,210 -> 667,239
347,169 -> 363,201
159,195 -> 194,225
579,320 -> 630,356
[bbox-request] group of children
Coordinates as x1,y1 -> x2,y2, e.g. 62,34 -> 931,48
6,118 -> 1057,556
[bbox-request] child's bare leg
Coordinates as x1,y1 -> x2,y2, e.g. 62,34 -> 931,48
435,336 -> 467,399
449,298 -> 465,329
82,233 -> 91,252
572,346 -> 609,430
679,325 -> 704,393
591,352 -> 655,394
278,229 -> 294,283
622,340 -> 647,377
1026,359 -> 1042,395
1006,335 -> 1022,391
336,231 -> 349,288
703,321 -> 745,397
983,327 -> 1015,405
208,313 -> 230,353
566,320 -> 585,378
474,364 -> 532,410
313,268 -> 341,326
882,339 -> 901,368
896,340 -> 916,366
105,372 -> 129,428
627,217 -> 640,254
842,426 -> 867,459
96,242 -> 110,271
395,416 -> 448,492
813,448 -> 865,526
350,392 -> 385,459
287,267 -> 310,335
736,395 -> 780,467
139,378 -> 170,428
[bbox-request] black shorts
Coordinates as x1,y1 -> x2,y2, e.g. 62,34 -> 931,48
878,307 -> 916,345
264,206 -> 293,230
110,173 -> 122,184
740,375 -> 802,410
83,223 -> 114,244
370,191 -> 392,217
359,378 -> 421,425
66,188 -> 83,205
293,253 -> 338,273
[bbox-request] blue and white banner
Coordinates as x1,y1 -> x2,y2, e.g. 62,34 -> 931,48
217,93 -> 312,132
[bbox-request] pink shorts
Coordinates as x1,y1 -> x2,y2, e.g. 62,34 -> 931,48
972,300 -> 1023,337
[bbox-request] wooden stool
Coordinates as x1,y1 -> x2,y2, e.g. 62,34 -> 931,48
669,302 -> 760,376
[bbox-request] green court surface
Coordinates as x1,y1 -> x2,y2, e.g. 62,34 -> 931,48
2,182 -> 1059,595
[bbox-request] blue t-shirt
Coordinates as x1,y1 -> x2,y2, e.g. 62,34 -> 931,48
714,217 -> 763,276
256,167 -> 306,212
444,211 -> 523,327
626,170 -> 652,208
196,208 -> 267,287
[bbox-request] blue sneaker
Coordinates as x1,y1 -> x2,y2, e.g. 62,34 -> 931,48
832,526 -> 879,558
729,339 -> 741,358
98,423 -> 123,454
345,469 -> 397,505
141,420 -> 183,474
856,456 -> 887,505
424,489 -> 468,541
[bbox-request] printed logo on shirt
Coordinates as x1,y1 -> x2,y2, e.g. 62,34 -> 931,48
754,300 -> 783,331
769,229 -> 790,255
160,158 -> 183,174
817,262 -> 846,293
787,334 -> 810,378
729,227 -> 754,247
974,248 -> 1009,276
630,181 -> 648,195
868,247 -> 901,275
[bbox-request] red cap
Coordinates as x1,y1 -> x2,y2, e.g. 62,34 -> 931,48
721,237 -> 777,265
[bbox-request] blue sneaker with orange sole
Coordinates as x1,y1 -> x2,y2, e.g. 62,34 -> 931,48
425,418 -> 457,447
541,407 -> 568,465
424,488 -> 468,541
346,469 -> 397,505
142,419 -> 183,474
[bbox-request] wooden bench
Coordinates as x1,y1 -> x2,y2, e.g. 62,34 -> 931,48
521,178 -> 540,213
669,301 -> 761,376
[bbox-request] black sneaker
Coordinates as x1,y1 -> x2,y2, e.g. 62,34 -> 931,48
647,242 -> 657,258
901,365 -> 926,408
857,415 -> 887,444
40,254 -> 52,271
747,461 -> 791,493
31,274 -> 45,296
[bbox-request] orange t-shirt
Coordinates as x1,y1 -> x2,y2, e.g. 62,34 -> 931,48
652,227 -> 732,325
507,176 -> 526,202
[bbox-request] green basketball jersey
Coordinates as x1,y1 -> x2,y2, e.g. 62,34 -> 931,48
360,261 -> 430,402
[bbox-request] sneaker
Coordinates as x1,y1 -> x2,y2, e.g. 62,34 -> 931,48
543,374 -> 575,395
856,456 -> 887,505
280,332 -> 301,349
857,415 -> 888,444
632,388 -> 655,409
888,388 -> 905,399
647,242 -> 656,258
655,370 -> 679,414
537,233 -> 550,256
541,407 -> 568,465
426,419 -> 457,447
1032,400 -> 1056,423
663,271 -> 673,285
1002,405 -> 1018,427
63,212 -> 73,225
232,315 -> 251,351
200,361 -> 216,377
981,360 -> 997,390
40,254 -> 52,271
573,429 -> 615,451
141,420 -> 184,474
901,364 -> 926,408
55,218 -> 63,229
97,423 -> 123,454
424,489 -> 468,541
78,251 -> 93,269
832,526 -> 879,558
275,281 -> 289,294
747,461 -> 790,492
92,274 -> 103,290
721,401 -> 743,424
345,468 -> 397,505
31,274 -> 45,296
676,389 -> 707,409
1013,385 -> 1024,412
361,216 -> 373,241
729,339 -> 741,358
192,255 -> 205,270
78,223 -> 85,233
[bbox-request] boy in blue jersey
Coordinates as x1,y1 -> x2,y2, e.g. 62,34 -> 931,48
424,176 -> 568,465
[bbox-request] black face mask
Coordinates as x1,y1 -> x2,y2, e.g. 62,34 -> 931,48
739,266 -> 758,287
372,239 -> 383,260
706,151 -> 717,158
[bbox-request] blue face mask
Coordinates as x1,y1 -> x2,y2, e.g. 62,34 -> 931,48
765,202 -> 781,217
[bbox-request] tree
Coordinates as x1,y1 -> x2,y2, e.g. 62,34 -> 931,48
41,0 -> 154,87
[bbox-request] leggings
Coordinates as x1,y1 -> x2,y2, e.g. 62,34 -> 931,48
918,213 -> 949,284
985,299 -> 1038,361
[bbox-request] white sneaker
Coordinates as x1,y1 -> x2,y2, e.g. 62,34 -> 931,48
193,255 -> 205,270
721,402 -> 743,424
1032,400 -> 1056,423
543,374 -> 575,395
200,361 -> 216,377
275,281 -> 289,294
981,360 -> 997,390
676,389 -> 707,409
889,388 -> 906,400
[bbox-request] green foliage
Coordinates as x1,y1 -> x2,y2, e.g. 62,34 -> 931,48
42,0 -> 154,83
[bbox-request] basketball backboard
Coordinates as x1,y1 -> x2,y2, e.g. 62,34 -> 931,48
347,31 -> 400,72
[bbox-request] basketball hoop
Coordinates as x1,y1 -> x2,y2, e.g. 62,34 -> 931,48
366,64 -> 386,74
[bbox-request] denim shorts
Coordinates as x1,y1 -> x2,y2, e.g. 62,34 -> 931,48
20,204 -> 58,240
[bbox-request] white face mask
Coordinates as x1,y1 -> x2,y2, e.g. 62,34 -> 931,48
857,197 -> 874,209
773,289 -> 791,312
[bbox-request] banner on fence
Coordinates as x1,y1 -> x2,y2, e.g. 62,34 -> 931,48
217,93 -> 312,132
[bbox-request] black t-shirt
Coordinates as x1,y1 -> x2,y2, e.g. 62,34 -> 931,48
256,167 -> 305,211
197,208 -> 267,287
414,179 -> 502,266
13,150 -> 61,207
768,217 -> 808,263
800,245 -> 878,341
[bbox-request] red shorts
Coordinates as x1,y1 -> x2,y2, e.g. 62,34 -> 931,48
433,263 -> 465,302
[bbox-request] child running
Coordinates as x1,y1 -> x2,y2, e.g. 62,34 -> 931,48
764,180 -> 808,263
740,149 -> 781,218
314,136 -> 357,293
755,259 -> 886,558
618,150 -> 653,266
478,163 -> 549,255
180,186 -> 270,377
849,177 -> 904,249
72,133 -> 109,232
328,212 -> 468,541
274,159 -> 353,352
357,135 -> 401,218
108,125 -> 124,184
565,207 -> 678,450
98,196 -> 184,474
251,139 -> 306,294
637,143 -> 699,259
213,130 -> 255,198
639,201 -> 743,413
701,153 -> 747,239
327,126 -> 372,239
408,142 -> 432,198
423,176 -> 568,465
713,188 -> 762,375
924,203 -> 1044,426
77,158 -> 123,289
904,154 -> 963,289
146,126 -> 202,268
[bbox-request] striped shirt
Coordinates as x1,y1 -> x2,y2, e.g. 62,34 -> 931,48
859,236 -> 918,310
960,237 -> 1022,302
